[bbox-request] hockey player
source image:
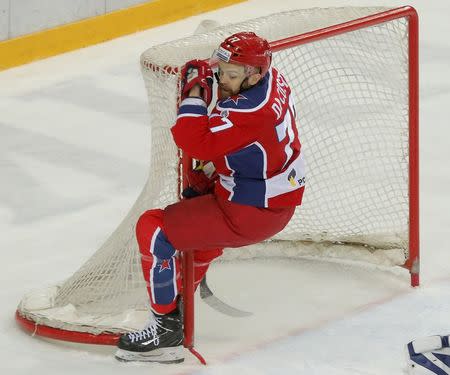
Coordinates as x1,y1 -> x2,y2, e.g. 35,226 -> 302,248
115,32 -> 306,363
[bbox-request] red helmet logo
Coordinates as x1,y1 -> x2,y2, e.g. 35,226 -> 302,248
216,32 -> 272,76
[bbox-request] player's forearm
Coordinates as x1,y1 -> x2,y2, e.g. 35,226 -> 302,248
171,119 -> 214,160
171,97 -> 214,159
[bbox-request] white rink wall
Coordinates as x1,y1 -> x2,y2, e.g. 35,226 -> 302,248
0,0 -> 151,41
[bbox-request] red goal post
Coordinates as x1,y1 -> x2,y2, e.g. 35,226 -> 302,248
15,6 -> 419,356
270,5 -> 419,284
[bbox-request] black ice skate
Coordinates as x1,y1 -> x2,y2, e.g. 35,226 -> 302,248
115,307 -> 184,363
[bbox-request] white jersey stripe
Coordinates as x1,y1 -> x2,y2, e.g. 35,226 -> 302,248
172,251 -> 178,298
283,104 -> 295,170
265,153 -> 306,200
222,156 -> 236,200
149,227 -> 161,303
253,142 -> 268,179
275,120 -> 287,142
180,97 -> 207,107
177,113 -> 204,119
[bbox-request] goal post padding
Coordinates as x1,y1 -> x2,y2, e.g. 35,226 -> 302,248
16,6 -> 419,344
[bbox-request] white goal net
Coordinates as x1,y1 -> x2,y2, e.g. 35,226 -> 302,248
17,6 -> 417,339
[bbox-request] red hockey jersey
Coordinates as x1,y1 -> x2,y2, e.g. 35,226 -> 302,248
171,67 -> 305,208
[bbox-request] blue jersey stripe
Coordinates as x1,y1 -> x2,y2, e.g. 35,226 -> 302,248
217,71 -> 271,111
178,104 -> 207,116
226,144 -> 266,206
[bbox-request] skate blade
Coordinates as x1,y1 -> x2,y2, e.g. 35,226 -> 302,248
115,345 -> 184,364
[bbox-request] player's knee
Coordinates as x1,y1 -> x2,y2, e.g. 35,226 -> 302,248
136,209 -> 164,230
136,209 -> 164,246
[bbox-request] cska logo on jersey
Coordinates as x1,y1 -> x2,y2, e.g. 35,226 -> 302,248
222,94 -> 248,106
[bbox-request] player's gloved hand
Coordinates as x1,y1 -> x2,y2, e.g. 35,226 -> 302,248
180,59 -> 213,106
182,161 -> 217,199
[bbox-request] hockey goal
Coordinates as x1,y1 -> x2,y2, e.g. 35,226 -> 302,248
16,6 -> 419,348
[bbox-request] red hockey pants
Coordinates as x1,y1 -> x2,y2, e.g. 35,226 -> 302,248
136,193 -> 295,314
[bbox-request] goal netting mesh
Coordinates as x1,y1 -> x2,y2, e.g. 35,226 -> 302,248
17,7 -> 412,336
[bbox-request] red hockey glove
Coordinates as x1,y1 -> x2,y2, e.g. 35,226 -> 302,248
182,161 -> 218,199
180,59 -> 213,106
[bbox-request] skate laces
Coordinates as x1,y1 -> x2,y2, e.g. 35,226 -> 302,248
127,319 -> 164,344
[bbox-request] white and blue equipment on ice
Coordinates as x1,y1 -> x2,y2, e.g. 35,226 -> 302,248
407,335 -> 450,374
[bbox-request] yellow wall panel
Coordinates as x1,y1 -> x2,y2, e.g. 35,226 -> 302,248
0,0 -> 245,71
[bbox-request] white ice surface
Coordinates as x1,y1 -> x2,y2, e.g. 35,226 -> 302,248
1,0 -> 449,374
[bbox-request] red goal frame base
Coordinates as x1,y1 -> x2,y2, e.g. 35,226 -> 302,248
15,310 -> 120,345
16,310 -> 207,363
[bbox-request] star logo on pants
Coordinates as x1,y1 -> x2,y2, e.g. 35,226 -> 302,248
158,259 -> 171,273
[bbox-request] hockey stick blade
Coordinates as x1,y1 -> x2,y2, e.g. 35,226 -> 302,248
199,277 -> 253,318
